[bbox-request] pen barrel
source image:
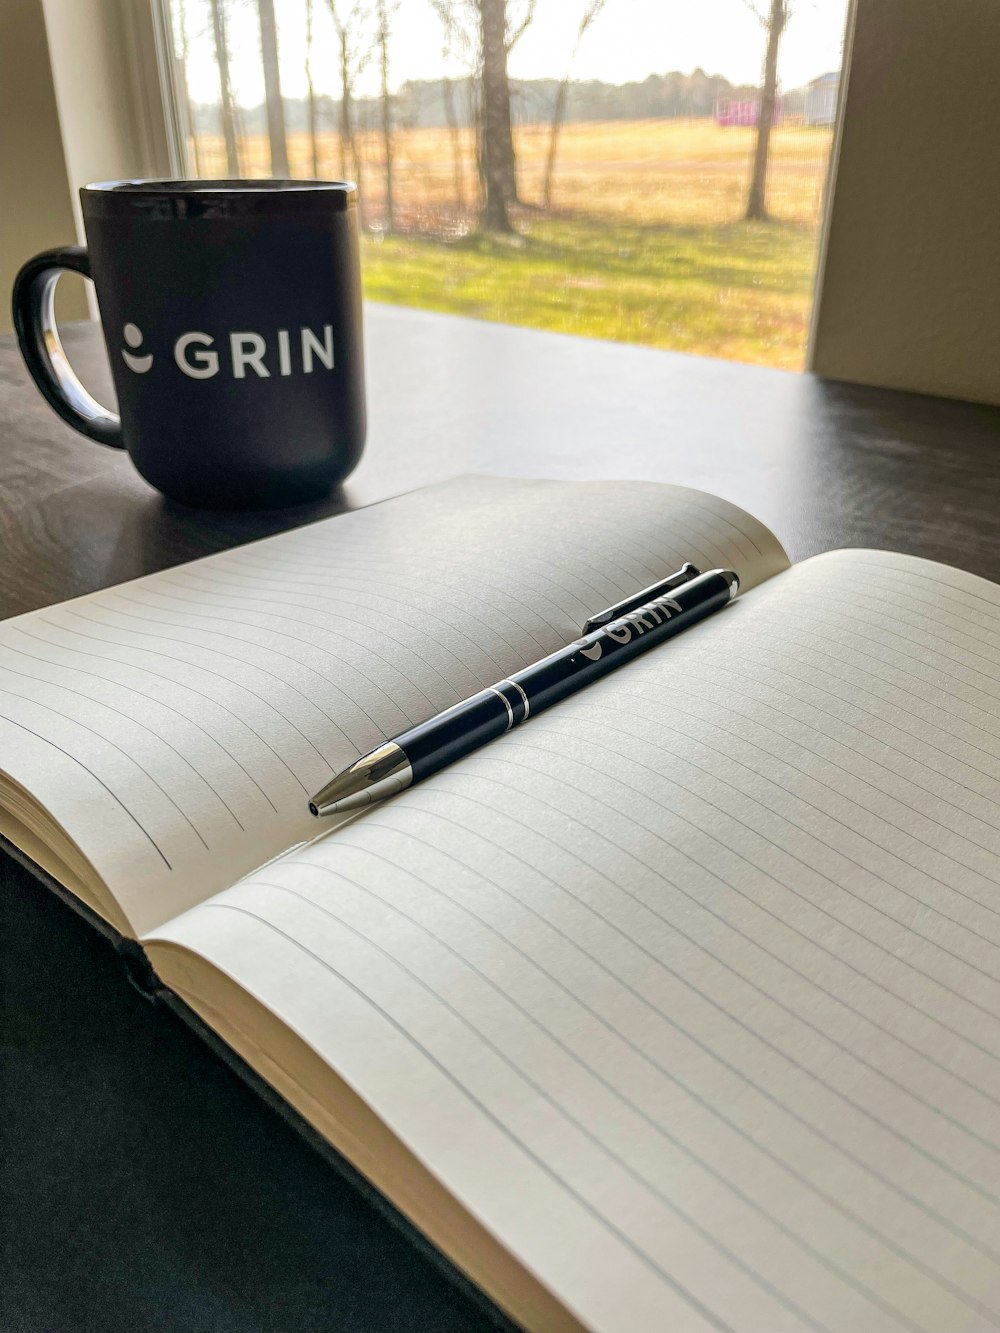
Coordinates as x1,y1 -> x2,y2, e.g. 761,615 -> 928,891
508,568 -> 736,716
397,569 -> 735,782
403,686 -> 525,780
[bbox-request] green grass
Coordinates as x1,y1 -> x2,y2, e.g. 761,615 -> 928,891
361,216 -> 821,370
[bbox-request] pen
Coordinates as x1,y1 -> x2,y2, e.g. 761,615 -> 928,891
309,567 -> 739,817
581,562 -> 700,632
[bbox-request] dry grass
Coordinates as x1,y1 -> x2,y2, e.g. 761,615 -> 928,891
189,118 -> 834,368
191,117 -> 832,229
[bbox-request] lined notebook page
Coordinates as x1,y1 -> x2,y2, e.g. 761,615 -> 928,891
151,549 -> 1000,1333
0,476 -> 785,936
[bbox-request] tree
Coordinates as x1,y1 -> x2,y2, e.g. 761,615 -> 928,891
376,0 -> 400,231
327,0 -> 373,212
430,0 -> 534,231
442,77 -> 466,211
305,0 -> 320,176
496,0 -> 534,204
543,0 -> 607,210
258,0 -> 290,176
208,0 -> 240,174
430,2 -> 476,213
477,0 -> 513,229
176,0 -> 204,176
744,0 -> 790,221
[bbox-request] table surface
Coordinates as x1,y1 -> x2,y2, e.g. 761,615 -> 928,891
3,307 -> 1000,1333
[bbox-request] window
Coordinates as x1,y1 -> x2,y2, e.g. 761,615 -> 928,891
164,0 -> 849,370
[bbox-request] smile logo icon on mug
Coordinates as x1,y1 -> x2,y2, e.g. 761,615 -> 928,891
121,323 -> 153,374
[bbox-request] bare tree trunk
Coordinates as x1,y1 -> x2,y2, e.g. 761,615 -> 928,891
338,29 -> 351,179
377,0 -> 394,232
336,28 -> 365,224
177,0 -> 203,176
209,0 -> 239,175
477,0 -> 514,230
497,111 -> 517,208
497,0 -> 534,203
234,103 -> 249,174
442,78 -> 465,211
305,0 -> 320,175
429,3 -> 469,213
542,79 -> 569,210
746,0 -> 786,221
470,76 -> 485,215
258,0 -> 289,176
543,0 -> 605,210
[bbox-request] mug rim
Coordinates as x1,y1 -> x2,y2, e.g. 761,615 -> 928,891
81,178 -> 358,219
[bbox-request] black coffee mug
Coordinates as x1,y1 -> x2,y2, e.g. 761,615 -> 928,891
12,179 -> 366,509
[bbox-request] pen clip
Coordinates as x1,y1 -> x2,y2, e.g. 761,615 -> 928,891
581,562 -> 701,634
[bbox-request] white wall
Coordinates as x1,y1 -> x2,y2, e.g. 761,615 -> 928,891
811,0 -> 1000,405
0,0 -> 87,331
40,0 -> 173,238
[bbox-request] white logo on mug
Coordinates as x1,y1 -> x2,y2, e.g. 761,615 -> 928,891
121,323 -> 153,373
120,321 -> 335,380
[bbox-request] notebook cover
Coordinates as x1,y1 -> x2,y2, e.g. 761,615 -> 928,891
0,836 -> 524,1333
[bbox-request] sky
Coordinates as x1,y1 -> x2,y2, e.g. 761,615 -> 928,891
176,0 -> 850,107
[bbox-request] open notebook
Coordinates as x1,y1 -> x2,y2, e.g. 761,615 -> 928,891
3,475 -> 1000,1333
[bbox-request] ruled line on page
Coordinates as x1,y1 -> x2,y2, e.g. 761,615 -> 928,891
182,877 -> 998,1332
301,794 -> 1000,1317
67,603 -> 358,764
725,620 -> 1000,783
265,518 -> 738,623
358,785 -> 1000,1106
750,607 -> 1000,721
415,757 -> 1000,1144
0,710 -> 172,868
338,804 -> 1000,1280
388,786 -> 1000,1220
210,552 -> 566,652
0,665 -> 226,843
0,476 -> 787,937
604,687 -> 1000,940
266,521 -> 713,604
0,677 -> 217,853
26,620 -> 286,811
337,805 -> 1000,1144
833,576 -> 1000,646
0,641 -> 251,829
321,824 -> 1000,1210
657,660 -> 1000,891
196,900 -> 925,1333
234,884 -> 901,1333
144,546 -> 1000,1331
267,861 -> 1000,1328
773,596 -> 1000,691
500,719 -> 1000,1031
149,571 -> 526,675
102,590 -> 453,716
446,737 -> 1000,1076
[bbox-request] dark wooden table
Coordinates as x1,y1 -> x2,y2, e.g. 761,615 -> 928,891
3,308 -> 1000,1333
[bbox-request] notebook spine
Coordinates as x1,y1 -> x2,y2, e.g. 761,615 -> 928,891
114,936 -> 168,1003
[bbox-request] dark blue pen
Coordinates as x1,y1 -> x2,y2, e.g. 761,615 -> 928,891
581,562 -> 700,632
309,567 -> 739,817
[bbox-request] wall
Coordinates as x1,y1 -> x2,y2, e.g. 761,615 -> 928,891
810,0 -> 1000,405
0,0 -> 87,333
40,0 -> 174,237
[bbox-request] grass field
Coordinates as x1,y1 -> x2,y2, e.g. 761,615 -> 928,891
193,118 -> 834,369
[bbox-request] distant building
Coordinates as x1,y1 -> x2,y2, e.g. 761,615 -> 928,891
714,96 -> 784,128
804,72 -> 840,126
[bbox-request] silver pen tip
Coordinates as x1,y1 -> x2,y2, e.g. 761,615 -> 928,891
309,741 -> 413,817
726,572 -> 740,600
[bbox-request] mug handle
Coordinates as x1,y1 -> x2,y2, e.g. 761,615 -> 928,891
11,246 -> 124,448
